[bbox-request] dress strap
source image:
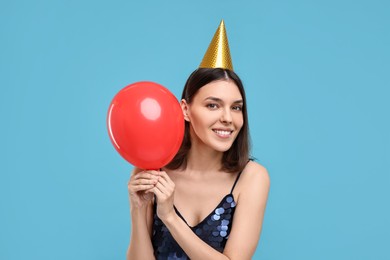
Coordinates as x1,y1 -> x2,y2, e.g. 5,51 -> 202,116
230,170 -> 243,194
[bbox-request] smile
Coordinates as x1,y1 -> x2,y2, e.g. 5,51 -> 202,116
213,129 -> 233,138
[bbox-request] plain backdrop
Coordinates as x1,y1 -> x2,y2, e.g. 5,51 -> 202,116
1,0 -> 389,259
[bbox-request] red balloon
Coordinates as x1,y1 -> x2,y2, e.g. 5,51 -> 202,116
107,81 -> 184,169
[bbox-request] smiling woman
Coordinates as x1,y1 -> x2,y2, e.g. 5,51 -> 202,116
126,21 -> 270,260
170,69 -> 249,172
184,80 -> 244,148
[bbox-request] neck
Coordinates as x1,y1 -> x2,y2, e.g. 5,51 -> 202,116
185,135 -> 223,175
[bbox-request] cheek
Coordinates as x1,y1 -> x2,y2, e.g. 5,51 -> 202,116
189,113 -> 209,133
190,109 -> 217,127
234,114 -> 244,128
189,111 -> 202,125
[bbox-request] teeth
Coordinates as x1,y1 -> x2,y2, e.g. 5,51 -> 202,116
214,130 -> 232,136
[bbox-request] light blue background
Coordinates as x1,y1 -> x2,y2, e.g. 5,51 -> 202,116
1,0 -> 389,259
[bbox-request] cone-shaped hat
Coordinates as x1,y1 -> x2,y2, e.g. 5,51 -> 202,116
199,20 -> 233,71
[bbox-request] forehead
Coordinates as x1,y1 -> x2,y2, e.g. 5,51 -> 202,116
194,80 -> 242,102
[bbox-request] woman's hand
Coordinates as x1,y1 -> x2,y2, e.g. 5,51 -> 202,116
147,171 -> 176,222
128,170 -> 160,209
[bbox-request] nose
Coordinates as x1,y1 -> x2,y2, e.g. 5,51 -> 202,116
220,108 -> 232,124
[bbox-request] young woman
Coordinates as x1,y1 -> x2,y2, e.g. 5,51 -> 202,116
126,22 -> 270,260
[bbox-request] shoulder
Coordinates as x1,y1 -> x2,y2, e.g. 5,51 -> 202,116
223,161 -> 270,258
241,160 -> 270,187
236,161 -> 270,201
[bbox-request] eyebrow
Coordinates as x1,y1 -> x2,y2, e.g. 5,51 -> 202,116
204,96 -> 243,104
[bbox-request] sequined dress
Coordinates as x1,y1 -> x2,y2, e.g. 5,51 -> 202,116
152,170 -> 243,260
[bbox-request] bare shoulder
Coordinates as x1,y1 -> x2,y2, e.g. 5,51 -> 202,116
242,160 -> 270,185
236,161 -> 270,200
223,161 -> 270,258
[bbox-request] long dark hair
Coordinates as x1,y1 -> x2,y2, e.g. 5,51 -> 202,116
165,68 -> 251,173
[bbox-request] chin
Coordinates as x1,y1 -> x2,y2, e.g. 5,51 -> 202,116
209,141 -> 234,153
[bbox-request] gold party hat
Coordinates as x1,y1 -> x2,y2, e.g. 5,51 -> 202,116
199,20 -> 233,71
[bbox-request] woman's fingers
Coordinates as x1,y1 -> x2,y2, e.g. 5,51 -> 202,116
156,174 -> 169,187
151,185 -> 165,199
134,178 -> 157,185
131,171 -> 159,184
153,171 -> 175,197
154,182 -> 171,196
158,171 -> 175,186
144,186 -> 155,193
156,171 -> 175,192
131,184 -> 155,192
129,170 -> 174,198
133,171 -> 159,181
129,177 -> 157,188
128,171 -> 161,193
151,172 -> 176,221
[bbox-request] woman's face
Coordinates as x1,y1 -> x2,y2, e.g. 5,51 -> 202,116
182,79 -> 244,152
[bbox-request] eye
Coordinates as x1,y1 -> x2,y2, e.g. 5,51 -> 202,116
206,103 -> 219,110
232,105 -> 243,111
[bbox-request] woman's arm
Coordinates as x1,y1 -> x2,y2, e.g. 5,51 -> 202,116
150,163 -> 270,260
222,162 -> 270,259
126,202 -> 155,260
126,168 -> 158,260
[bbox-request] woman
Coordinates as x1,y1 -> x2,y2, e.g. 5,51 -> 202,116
126,22 -> 270,260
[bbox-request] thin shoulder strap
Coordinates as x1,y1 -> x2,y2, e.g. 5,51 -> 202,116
230,170 -> 243,194
230,159 -> 253,194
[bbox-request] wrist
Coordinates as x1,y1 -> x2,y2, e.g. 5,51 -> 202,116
130,203 -> 148,215
161,210 -> 178,226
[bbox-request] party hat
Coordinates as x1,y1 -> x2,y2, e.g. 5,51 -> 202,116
199,20 -> 233,71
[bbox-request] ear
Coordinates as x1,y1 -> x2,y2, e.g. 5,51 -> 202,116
181,99 -> 190,122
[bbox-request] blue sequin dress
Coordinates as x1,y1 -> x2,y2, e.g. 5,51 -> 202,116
152,170 -> 243,260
